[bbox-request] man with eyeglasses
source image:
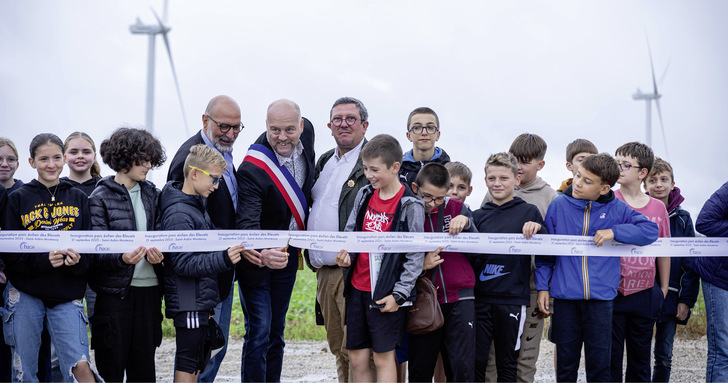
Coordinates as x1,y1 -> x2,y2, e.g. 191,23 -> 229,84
400,107 -> 451,190
306,97 -> 370,382
167,94 -> 243,382
235,99 -> 315,382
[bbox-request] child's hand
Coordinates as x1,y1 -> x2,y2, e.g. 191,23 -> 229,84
593,229 -> 614,247
537,290 -> 552,317
676,302 -> 690,321
448,215 -> 469,235
376,294 -> 399,313
260,247 -> 288,269
145,247 -> 164,264
242,248 -> 263,266
63,248 -> 81,266
424,247 -> 444,270
335,250 -> 351,267
122,246 -> 146,265
49,250 -> 65,268
522,221 -> 542,239
227,244 -> 246,265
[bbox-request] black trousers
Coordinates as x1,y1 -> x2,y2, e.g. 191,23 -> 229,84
611,285 -> 664,382
91,286 -> 163,383
474,301 -> 526,383
408,300 -> 475,382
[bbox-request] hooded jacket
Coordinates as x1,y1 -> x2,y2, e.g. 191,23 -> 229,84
61,175 -> 101,197
693,181 -> 728,291
424,197 -> 476,304
481,176 -> 557,218
2,179 -> 90,306
472,197 -> 546,305
160,181 -> 234,318
342,184 -> 425,302
88,176 -> 163,297
399,147 -> 451,188
535,186 -> 659,301
646,187 -> 699,323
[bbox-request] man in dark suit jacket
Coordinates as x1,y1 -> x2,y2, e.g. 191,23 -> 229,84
235,99 -> 315,382
166,95 -> 243,382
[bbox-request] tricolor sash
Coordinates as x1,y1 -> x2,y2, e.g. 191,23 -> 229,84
243,144 -> 308,230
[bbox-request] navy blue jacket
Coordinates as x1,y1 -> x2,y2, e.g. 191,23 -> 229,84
160,181 -> 234,318
694,181 -> 728,290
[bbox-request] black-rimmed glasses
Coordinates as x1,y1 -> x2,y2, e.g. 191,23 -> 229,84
617,163 -> 643,171
207,115 -> 244,134
408,125 -> 439,135
331,116 -> 358,127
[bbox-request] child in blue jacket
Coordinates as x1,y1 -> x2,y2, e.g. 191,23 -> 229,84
535,153 -> 658,382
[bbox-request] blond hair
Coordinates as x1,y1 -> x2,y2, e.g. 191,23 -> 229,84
485,152 -> 518,177
183,144 -> 227,178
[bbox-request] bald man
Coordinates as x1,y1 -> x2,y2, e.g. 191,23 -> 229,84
167,95 -> 244,382
236,99 -> 315,382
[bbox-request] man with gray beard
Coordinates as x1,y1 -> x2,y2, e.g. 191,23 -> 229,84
167,94 -> 244,382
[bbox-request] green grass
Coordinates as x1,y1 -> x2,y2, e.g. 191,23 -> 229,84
161,269 -> 327,341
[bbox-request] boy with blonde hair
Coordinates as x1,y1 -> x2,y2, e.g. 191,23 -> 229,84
161,144 -> 245,382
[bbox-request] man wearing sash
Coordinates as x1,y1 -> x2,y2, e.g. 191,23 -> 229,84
307,97 -> 369,382
236,99 -> 315,382
167,95 -> 243,382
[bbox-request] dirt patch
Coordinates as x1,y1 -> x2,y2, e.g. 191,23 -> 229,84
150,336 -> 707,382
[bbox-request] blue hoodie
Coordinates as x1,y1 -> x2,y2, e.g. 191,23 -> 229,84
535,186 -> 659,301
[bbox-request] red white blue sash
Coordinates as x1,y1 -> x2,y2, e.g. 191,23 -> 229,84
243,144 -> 308,230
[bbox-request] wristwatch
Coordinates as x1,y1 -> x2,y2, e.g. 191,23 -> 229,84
392,292 -> 406,306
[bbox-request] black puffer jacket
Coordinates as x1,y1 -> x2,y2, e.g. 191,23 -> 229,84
160,181 -> 233,317
88,176 -> 163,297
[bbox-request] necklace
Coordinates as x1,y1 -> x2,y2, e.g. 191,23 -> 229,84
47,184 -> 59,202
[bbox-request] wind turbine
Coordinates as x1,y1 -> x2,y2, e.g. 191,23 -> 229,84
129,1 -> 189,135
632,39 -> 669,159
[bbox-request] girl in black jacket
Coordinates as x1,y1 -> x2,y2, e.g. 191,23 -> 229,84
88,127 -> 166,382
1,133 -> 99,382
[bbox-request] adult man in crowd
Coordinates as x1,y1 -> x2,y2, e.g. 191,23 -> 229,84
236,99 -> 315,382
306,97 -> 370,382
167,94 -> 243,382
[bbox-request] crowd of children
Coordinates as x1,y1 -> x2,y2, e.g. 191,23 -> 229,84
0,104 -> 725,383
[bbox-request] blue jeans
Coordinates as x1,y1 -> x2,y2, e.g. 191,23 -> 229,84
552,299 -> 613,382
0,282 -> 94,383
703,280 -> 728,382
198,282 -> 235,382
652,318 -> 677,382
239,256 -> 298,382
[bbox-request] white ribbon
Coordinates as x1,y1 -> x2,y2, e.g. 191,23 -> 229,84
1,230 -> 726,257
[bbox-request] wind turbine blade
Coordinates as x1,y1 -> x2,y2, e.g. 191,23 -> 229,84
658,58 -> 670,90
646,36 -> 659,95
654,99 -> 669,160
163,0 -> 169,24
151,8 -> 190,136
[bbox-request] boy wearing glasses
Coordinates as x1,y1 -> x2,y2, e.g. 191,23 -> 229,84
160,144 -> 245,382
611,142 -> 670,382
472,152 -> 546,382
407,163 -> 475,382
400,107 -> 451,188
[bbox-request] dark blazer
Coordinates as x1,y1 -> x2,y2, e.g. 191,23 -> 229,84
167,130 -> 237,231
235,118 -> 315,286
167,130 -> 237,299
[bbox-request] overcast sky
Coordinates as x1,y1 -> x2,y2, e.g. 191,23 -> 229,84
2,1 -> 727,222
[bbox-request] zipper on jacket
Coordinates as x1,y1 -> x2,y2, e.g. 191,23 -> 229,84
437,264 -> 447,303
582,201 -> 592,300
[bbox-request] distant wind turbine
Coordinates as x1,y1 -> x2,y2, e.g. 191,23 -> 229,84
632,38 -> 669,159
129,0 -> 189,135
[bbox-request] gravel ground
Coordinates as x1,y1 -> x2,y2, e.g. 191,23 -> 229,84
151,336 -> 707,382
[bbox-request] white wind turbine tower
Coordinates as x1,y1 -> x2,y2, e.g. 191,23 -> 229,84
129,0 -> 189,135
632,39 -> 669,159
